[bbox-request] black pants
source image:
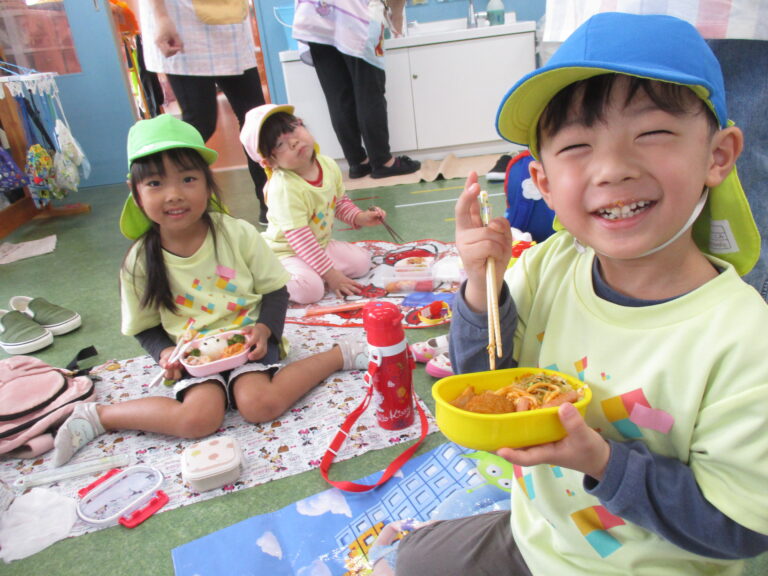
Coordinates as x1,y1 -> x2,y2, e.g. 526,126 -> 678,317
166,67 -> 267,207
308,42 -> 392,169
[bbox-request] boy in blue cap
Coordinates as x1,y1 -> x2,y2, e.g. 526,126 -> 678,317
376,12 -> 768,576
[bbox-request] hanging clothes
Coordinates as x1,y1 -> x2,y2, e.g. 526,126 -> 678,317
0,62 -> 90,208
110,0 -> 164,118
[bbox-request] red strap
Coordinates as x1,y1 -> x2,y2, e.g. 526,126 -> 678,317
320,385 -> 429,492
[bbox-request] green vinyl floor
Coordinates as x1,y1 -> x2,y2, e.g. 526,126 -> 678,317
2,169 -> 766,576
0,169 -> 505,576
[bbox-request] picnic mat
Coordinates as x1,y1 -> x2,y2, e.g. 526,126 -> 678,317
0,323 -> 437,538
343,153 -> 505,191
286,240 -> 461,329
172,442 -> 513,576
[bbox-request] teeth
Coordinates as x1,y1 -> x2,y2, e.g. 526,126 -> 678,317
598,201 -> 651,220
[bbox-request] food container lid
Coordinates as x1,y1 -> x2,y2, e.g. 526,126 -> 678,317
77,465 -> 167,527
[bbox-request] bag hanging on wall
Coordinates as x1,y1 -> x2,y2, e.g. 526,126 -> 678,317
0,147 -> 29,194
17,95 -> 64,205
52,89 -> 91,180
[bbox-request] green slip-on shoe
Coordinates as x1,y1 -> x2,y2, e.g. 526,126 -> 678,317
9,296 -> 82,336
0,309 -> 54,354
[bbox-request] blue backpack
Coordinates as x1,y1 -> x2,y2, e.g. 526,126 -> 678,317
503,150 -> 556,243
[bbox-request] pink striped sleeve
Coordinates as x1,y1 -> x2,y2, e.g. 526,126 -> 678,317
284,226 -> 334,275
335,195 -> 363,229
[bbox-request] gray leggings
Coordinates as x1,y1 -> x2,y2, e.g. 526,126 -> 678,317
395,511 -> 532,576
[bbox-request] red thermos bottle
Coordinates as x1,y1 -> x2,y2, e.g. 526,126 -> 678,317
362,301 -> 415,430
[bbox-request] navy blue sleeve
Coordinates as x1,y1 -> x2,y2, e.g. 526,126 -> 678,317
585,440 -> 768,559
256,286 -> 289,343
135,325 -> 174,364
449,281 -> 517,374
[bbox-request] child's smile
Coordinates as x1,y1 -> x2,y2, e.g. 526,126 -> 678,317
594,199 -> 654,221
532,78 -> 717,264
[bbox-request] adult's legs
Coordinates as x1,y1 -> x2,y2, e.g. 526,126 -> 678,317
165,73 -> 219,141
308,42 -> 368,167
217,68 -> 269,222
343,53 -> 392,169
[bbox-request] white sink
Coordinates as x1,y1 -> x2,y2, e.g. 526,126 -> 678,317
280,16 -> 535,59
405,18 -> 467,37
382,14 -> 532,49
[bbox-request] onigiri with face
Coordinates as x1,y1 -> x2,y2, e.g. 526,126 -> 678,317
197,334 -> 228,359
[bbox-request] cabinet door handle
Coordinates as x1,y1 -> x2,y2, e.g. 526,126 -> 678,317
93,0 -> 101,10
412,74 -> 418,79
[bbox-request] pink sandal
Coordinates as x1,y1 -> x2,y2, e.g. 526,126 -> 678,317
425,352 -> 454,378
411,334 -> 449,363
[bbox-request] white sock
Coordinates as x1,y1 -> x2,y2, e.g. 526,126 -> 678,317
335,335 -> 369,371
52,402 -> 105,467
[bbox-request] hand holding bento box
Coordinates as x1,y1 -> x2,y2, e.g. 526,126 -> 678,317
178,326 -> 268,378
433,367 -> 609,480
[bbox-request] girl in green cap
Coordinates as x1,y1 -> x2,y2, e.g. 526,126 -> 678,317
51,115 -> 368,466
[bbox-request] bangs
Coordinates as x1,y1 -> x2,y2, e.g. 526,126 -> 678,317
129,148 -> 222,200
538,74 -> 717,143
130,147 -> 209,182
260,112 -> 301,158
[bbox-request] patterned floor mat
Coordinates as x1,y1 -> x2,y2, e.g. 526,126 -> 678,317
0,324 -> 437,538
286,240 -> 460,329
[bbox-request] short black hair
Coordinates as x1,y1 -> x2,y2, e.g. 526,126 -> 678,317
259,112 -> 303,159
537,74 -> 719,148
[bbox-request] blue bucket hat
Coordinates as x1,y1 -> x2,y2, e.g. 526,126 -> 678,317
495,12 -> 760,275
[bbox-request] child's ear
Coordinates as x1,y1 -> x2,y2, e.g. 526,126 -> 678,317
529,160 -> 555,210
706,126 -> 743,188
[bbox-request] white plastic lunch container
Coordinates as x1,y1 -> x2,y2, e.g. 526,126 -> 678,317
181,436 -> 242,492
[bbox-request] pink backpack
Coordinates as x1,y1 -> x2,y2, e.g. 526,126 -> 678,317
0,349 -> 96,458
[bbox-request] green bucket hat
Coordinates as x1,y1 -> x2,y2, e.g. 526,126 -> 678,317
120,115 -> 224,240
495,12 -> 760,276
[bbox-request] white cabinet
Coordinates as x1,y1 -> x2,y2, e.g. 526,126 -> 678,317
408,33 -> 535,149
279,21 -> 536,162
383,49 -> 418,154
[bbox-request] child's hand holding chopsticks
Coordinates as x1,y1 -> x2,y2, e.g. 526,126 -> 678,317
361,206 -> 406,243
356,206 -> 387,227
454,172 -> 513,343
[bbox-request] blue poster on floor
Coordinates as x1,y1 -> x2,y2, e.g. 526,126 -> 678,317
171,443 -> 513,576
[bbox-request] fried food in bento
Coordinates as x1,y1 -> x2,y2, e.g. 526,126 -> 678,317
449,372 -> 584,414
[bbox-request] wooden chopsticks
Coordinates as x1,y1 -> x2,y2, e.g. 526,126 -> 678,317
479,191 -> 502,370
369,206 -> 406,244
